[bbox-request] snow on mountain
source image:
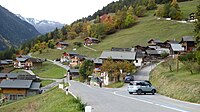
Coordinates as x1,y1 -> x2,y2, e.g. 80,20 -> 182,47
16,14 -> 65,34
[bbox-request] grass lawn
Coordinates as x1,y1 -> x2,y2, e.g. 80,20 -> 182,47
0,87 -> 85,112
150,60 -> 200,103
32,7 -> 196,58
41,80 -> 54,87
105,81 -> 124,88
10,69 -> 30,75
179,0 -> 200,19
32,61 -> 66,79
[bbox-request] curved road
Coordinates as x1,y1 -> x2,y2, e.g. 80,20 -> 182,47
69,80 -> 199,112
68,63 -> 199,112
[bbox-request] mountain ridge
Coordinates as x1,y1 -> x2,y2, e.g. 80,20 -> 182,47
16,14 -> 64,34
0,5 -> 40,51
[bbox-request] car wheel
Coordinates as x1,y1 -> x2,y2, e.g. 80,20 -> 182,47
152,89 -> 156,95
129,92 -> 133,94
137,89 -> 142,95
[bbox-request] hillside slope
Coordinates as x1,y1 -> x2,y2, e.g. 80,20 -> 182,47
32,14 -> 194,58
32,0 -> 198,58
0,5 -> 40,51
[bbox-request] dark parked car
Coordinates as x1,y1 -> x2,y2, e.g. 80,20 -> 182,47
124,73 -> 134,83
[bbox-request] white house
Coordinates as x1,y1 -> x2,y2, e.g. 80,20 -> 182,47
14,58 -> 28,68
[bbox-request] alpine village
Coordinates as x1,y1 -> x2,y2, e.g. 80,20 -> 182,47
0,0 -> 200,112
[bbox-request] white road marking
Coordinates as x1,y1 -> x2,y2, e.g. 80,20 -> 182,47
113,91 -> 190,112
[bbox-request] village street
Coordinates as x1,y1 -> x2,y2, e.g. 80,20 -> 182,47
24,59 -> 200,112
68,63 -> 200,112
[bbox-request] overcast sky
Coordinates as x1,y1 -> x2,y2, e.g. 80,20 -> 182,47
0,0 -> 118,24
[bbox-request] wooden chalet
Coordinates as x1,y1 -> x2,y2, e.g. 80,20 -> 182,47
169,43 -> 184,55
0,79 -> 40,101
24,58 -> 43,70
180,36 -> 195,52
148,39 -> 163,45
56,42 -> 69,50
84,37 -> 100,45
14,58 -> 28,68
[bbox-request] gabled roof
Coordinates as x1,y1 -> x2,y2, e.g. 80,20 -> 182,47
164,40 -> 179,44
69,69 -> 79,73
0,73 -> 19,78
0,60 -> 9,65
20,55 -> 31,58
76,54 -> 86,59
28,58 -> 43,63
0,80 -> 32,89
93,58 -> 103,64
111,47 -> 132,52
170,43 -> 184,51
84,37 -> 99,41
136,51 -> 146,58
16,58 -> 28,62
17,75 -> 36,80
68,52 -> 78,55
99,51 -> 136,60
181,36 -> 194,42
30,82 -> 40,90
146,50 -> 159,55
56,41 -> 69,45
148,39 -> 162,44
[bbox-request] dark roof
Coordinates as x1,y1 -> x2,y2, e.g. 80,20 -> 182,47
164,40 -> 179,44
0,80 -> 32,89
146,50 -> 159,55
84,37 -> 99,41
148,39 -> 162,44
136,51 -> 146,58
17,75 -> 36,80
28,58 -> 43,63
56,41 -> 69,45
181,36 -> 194,42
111,47 -> 131,52
76,54 -> 86,59
30,82 -> 40,90
99,51 -> 136,60
0,73 -> 19,78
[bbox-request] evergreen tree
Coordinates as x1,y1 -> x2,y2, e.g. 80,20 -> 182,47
79,60 -> 94,82
147,0 -> 157,10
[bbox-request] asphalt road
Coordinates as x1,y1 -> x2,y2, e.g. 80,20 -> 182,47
68,63 -> 199,112
69,81 -> 200,112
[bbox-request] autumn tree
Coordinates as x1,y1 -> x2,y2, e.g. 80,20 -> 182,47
101,60 -> 135,82
156,0 -> 182,20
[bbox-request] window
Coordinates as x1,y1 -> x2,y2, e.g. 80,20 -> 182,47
10,94 -> 17,100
